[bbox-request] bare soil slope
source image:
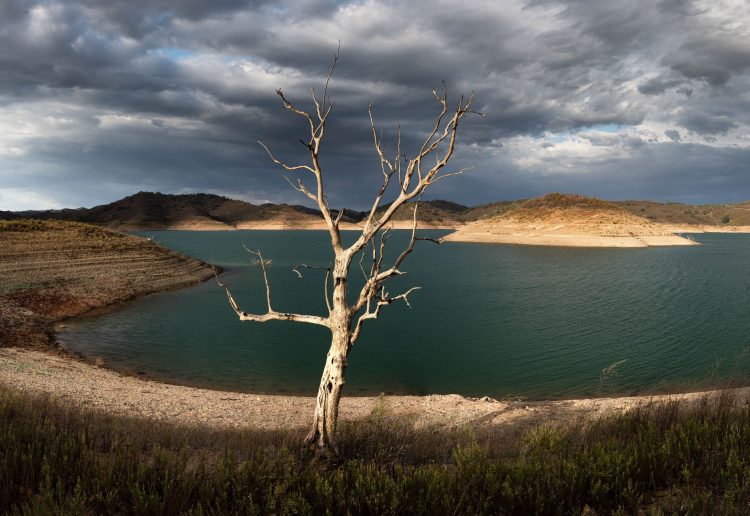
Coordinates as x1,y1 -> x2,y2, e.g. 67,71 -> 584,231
445,193 -> 697,247
0,220 -> 214,349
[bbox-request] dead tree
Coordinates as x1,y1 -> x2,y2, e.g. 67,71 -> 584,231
217,52 -> 479,453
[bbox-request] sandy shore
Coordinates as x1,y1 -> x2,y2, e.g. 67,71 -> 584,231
2,347 -> 746,432
444,227 -> 697,247
669,224 -> 750,234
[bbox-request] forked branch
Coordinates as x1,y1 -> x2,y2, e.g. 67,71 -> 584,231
261,47 -> 343,252
350,198 -> 443,344
213,263 -> 329,328
356,90 -> 482,246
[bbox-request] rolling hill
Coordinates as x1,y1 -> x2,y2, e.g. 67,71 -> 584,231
444,193 -> 698,247
1,192 -> 328,230
2,192 -> 748,238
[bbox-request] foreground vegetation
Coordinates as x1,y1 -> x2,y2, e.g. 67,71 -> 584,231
2,387 -> 750,514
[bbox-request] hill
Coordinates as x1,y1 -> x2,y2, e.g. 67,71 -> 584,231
0,219 -> 213,349
2,192 -> 748,235
444,193 -> 697,247
615,200 -> 750,228
0,193 -> 491,230
2,192 -> 329,230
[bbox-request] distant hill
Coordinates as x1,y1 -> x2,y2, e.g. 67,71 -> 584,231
445,193 -> 698,247
0,193 -> 493,230
374,199 -> 522,226
2,191 -> 748,233
1,192 -> 327,230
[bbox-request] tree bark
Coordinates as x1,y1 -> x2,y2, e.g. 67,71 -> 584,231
304,257 -> 352,453
304,337 -> 349,452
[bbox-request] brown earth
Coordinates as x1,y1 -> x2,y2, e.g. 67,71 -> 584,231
0,219 -> 214,350
445,193 -> 698,247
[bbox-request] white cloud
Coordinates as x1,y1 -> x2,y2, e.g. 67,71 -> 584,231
0,188 -> 64,211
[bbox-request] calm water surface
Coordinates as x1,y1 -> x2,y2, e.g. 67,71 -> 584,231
58,231 -> 750,399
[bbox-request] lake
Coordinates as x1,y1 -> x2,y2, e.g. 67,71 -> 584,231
58,230 -> 750,399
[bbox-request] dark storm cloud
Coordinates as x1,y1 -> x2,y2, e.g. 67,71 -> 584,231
637,76 -> 685,95
0,0 -> 749,210
677,109 -> 737,135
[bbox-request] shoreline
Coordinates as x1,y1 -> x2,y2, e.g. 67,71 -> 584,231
3,346 -> 749,432
0,220 -> 216,350
443,231 -> 698,247
54,313 -> 748,403
111,221 -> 459,231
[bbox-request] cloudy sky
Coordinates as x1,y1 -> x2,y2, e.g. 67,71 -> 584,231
1,0 -> 749,211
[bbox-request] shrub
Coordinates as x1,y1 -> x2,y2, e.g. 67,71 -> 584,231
2,387 -> 750,514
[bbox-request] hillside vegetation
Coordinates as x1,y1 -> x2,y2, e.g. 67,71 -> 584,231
616,200 -> 750,227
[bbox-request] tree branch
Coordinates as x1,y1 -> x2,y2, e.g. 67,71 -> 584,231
258,141 -> 316,174
214,267 -> 329,328
292,263 -> 333,313
349,91 -> 481,253
264,50 -> 344,253
351,285 -> 422,344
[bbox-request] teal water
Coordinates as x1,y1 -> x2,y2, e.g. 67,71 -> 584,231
58,231 -> 750,399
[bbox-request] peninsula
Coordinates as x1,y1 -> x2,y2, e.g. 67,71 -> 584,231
444,193 -> 699,247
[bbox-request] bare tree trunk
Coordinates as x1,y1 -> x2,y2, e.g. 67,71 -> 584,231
304,332 -> 349,452
304,258 -> 352,453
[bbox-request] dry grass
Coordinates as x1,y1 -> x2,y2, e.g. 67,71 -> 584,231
617,199 -> 750,227
3,386 -> 750,514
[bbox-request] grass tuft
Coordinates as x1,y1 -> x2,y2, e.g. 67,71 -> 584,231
2,387 -> 750,514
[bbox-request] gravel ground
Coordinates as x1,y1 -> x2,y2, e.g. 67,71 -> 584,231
2,347 -> 746,432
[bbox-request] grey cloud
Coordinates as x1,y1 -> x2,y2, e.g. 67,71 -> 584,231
664,129 -> 681,141
638,76 -> 685,95
669,38 -> 750,86
0,0 -> 749,211
677,109 -> 737,135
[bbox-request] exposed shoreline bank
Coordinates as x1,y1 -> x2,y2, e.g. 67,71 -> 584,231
443,231 -> 698,247
0,220 -> 216,351
3,347 -> 749,432
112,221 -> 458,231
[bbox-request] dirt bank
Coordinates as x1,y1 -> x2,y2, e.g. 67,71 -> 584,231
0,219 -> 214,350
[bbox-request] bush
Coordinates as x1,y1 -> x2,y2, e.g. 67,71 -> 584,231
2,387 -> 750,514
